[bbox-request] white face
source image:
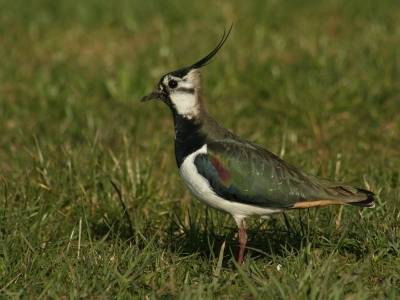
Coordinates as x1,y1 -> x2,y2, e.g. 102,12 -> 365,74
162,70 -> 200,119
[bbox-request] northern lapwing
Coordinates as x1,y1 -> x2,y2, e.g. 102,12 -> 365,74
141,27 -> 375,266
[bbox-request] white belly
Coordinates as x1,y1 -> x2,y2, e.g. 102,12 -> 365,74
179,144 -> 283,221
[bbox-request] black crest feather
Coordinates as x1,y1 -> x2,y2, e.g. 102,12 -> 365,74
189,23 -> 233,70
167,24 -> 233,79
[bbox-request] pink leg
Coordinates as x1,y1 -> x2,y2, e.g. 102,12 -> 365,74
237,227 -> 248,266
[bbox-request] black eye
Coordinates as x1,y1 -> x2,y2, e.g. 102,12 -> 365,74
168,80 -> 178,89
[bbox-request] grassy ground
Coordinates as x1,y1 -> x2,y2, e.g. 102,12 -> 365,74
1,0 -> 399,298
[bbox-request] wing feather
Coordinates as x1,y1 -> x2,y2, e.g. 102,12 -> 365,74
193,140 -> 369,208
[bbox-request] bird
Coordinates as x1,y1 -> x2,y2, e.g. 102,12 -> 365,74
141,26 -> 375,266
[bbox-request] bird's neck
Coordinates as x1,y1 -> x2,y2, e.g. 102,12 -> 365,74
172,104 -> 234,167
173,110 -> 207,168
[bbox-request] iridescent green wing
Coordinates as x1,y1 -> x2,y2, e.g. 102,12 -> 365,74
194,140 -> 365,208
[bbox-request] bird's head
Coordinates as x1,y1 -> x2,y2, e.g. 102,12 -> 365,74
141,26 -> 232,120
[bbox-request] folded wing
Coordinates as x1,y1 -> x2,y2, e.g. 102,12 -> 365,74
194,141 -> 374,208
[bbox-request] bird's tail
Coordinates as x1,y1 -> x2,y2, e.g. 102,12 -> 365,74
348,188 -> 375,208
290,187 -> 375,209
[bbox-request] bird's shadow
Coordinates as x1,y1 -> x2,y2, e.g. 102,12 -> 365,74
90,203 -> 367,268
163,209 -> 319,266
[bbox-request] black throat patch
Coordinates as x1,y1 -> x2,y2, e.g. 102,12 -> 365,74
173,113 -> 206,168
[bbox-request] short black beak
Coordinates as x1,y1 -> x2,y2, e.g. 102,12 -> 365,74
141,90 -> 163,102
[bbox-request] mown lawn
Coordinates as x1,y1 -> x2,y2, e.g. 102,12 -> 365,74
1,0 -> 399,298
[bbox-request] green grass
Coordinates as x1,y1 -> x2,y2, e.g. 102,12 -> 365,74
1,0 -> 399,298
